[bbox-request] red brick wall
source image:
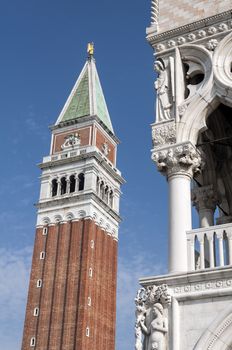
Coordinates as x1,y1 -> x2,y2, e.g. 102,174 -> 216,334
21,220 -> 118,350
95,128 -> 115,164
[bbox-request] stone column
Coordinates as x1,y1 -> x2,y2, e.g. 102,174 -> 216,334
192,185 -> 217,228
57,178 -> 61,196
153,142 -> 202,273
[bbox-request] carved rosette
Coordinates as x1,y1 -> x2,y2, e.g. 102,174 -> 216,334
192,185 -> 217,212
134,284 -> 171,350
151,121 -> 176,147
152,142 -> 203,178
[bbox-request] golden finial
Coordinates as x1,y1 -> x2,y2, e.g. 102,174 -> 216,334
87,42 -> 94,58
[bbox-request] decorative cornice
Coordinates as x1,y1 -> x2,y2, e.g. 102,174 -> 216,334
36,191 -> 122,223
50,114 -> 120,144
146,10 -> 232,54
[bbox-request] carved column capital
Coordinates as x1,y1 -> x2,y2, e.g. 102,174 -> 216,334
192,185 -> 217,211
152,142 -> 203,179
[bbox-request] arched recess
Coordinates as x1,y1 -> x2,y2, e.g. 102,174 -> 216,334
194,303 -> 232,350
177,35 -> 232,145
194,102 -> 232,221
177,44 -> 215,144
213,31 -> 232,104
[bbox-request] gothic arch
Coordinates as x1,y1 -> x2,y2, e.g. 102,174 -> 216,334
213,31 -> 232,104
194,304 -> 232,350
177,33 -> 232,145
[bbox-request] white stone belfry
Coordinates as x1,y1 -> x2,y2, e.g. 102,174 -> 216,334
135,2 -> 232,350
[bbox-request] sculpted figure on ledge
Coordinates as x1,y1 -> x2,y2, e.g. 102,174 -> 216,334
140,303 -> 168,350
154,59 -> 172,122
135,285 -> 171,350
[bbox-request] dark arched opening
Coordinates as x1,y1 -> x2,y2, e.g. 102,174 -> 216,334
70,175 -> 76,193
52,179 -> 58,197
78,173 -> 85,191
61,177 -> 67,195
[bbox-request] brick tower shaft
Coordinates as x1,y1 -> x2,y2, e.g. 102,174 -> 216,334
22,49 -> 124,350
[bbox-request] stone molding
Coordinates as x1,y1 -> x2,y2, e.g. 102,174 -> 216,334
36,208 -> 119,240
173,278 -> 232,296
152,142 -> 202,178
147,10 -> 232,54
36,192 -> 120,239
192,185 -> 217,211
151,119 -> 176,147
37,191 -> 121,222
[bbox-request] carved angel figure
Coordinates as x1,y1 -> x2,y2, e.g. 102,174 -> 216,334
140,303 -> 168,350
154,60 -> 172,122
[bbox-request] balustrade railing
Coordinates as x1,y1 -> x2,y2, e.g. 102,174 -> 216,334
42,145 -> 120,175
186,223 -> 232,271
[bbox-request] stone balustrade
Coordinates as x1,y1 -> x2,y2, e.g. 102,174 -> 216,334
42,145 -> 121,175
187,223 -> 232,271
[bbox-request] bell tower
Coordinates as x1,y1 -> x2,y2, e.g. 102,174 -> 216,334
22,45 -> 124,350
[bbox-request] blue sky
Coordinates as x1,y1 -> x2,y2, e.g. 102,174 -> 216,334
0,1 -> 171,349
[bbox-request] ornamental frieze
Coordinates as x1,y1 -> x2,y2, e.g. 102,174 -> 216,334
151,120 -> 176,147
173,278 -> 232,295
147,12 -> 232,54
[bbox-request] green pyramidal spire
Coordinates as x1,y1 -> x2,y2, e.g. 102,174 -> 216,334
56,54 -> 114,133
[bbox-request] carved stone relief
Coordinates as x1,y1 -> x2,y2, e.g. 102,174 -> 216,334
152,142 -> 203,177
135,284 -> 171,350
61,133 -> 80,150
151,121 -> 176,147
154,59 -> 173,122
192,185 -> 217,212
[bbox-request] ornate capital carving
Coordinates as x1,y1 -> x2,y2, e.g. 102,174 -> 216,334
152,142 -> 203,178
151,120 -> 176,147
135,284 -> 171,350
192,185 -> 217,211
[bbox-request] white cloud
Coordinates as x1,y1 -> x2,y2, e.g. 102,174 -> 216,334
0,246 -> 32,350
116,252 -> 165,350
